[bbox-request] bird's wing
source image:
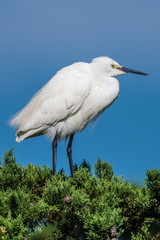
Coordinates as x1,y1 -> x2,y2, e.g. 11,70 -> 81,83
38,69 -> 91,127
11,63 -> 91,138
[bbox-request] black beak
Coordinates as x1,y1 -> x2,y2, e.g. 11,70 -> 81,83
118,66 -> 148,76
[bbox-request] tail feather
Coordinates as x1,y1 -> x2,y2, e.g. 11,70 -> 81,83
9,112 -> 21,128
16,127 -> 46,143
10,113 -> 45,142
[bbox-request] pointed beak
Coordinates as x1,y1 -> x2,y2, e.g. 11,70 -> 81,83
117,66 -> 148,76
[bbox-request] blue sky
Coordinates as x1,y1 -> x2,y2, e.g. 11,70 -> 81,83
0,0 -> 160,184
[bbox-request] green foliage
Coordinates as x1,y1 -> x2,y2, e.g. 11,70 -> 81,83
28,225 -> 56,240
0,149 -> 23,191
73,159 -> 91,173
79,159 -> 91,173
131,219 -> 152,240
145,168 -> 160,202
0,150 -> 160,239
94,158 -> 113,180
0,211 -> 28,240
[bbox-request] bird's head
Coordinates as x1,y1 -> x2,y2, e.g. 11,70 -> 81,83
91,56 -> 148,77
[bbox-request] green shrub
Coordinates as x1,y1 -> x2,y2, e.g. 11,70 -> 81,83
0,150 -> 160,239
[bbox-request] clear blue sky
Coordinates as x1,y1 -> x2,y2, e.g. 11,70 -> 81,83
0,0 -> 160,184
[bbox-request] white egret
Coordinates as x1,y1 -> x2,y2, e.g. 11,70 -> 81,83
10,56 -> 148,176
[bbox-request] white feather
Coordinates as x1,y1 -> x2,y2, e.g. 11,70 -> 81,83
10,57 -> 121,142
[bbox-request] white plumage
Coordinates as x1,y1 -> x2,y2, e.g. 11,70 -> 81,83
10,56 -> 147,175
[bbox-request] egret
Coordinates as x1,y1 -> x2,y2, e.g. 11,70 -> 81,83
10,56 -> 148,176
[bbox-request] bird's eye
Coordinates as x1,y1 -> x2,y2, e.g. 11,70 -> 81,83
111,64 -> 120,69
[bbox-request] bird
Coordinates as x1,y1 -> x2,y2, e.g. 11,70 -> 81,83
10,56 -> 148,176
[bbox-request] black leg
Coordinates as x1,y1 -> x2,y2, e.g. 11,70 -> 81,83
52,135 -> 58,175
67,134 -> 74,177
